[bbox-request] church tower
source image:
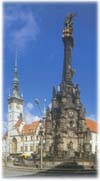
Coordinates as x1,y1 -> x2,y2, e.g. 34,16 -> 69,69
8,52 -> 24,137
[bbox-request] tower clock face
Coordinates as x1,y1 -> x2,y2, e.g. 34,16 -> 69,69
16,104 -> 20,109
66,109 -> 78,128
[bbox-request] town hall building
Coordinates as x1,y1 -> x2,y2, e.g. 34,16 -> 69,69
3,54 -> 45,158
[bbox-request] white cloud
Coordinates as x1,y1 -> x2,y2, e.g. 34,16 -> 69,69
24,111 -> 40,124
24,102 -> 41,124
26,102 -> 34,111
87,114 -> 97,121
48,103 -> 52,110
4,6 -> 40,51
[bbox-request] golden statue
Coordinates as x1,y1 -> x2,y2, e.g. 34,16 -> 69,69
65,13 -> 76,29
62,13 -> 76,38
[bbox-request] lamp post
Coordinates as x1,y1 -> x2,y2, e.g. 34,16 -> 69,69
39,124 -> 44,169
34,98 -> 46,169
34,99 -> 43,116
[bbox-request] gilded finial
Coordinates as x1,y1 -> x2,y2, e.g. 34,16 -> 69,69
62,13 -> 76,38
64,13 -> 76,28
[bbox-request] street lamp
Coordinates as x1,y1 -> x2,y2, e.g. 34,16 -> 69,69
39,124 -> 44,169
34,98 -> 46,169
34,99 -> 43,116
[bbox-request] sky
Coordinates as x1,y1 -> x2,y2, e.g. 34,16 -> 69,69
3,2 -> 97,127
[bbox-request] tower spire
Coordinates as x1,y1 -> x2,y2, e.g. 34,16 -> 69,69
8,88 -> 11,97
12,49 -> 19,97
15,48 -> 18,67
43,98 -> 46,118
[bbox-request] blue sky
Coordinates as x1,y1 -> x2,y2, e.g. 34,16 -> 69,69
3,2 -> 97,126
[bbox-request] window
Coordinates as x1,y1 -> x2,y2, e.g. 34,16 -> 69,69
29,129 -> 33,133
36,135 -> 38,140
21,136 -> 23,141
25,136 -> 27,141
30,146 -> 33,151
25,146 -> 27,151
21,146 -> 23,152
95,145 -> 97,153
31,136 -> 33,141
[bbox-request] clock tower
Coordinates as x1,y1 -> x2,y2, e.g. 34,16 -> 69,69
8,53 -> 24,137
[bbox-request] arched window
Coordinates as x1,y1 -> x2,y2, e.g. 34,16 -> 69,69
11,138 -> 17,153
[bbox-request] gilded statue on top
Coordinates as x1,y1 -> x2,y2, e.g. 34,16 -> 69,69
64,13 -> 76,29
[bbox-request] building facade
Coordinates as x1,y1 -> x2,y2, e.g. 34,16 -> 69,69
85,119 -> 98,154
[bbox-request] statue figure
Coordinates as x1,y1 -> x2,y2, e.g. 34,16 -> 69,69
65,13 -> 76,28
75,84 -> 80,97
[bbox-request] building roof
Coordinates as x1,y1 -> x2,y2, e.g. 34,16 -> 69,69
22,121 -> 40,134
3,119 -> 97,139
85,118 -> 98,133
15,119 -> 23,127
